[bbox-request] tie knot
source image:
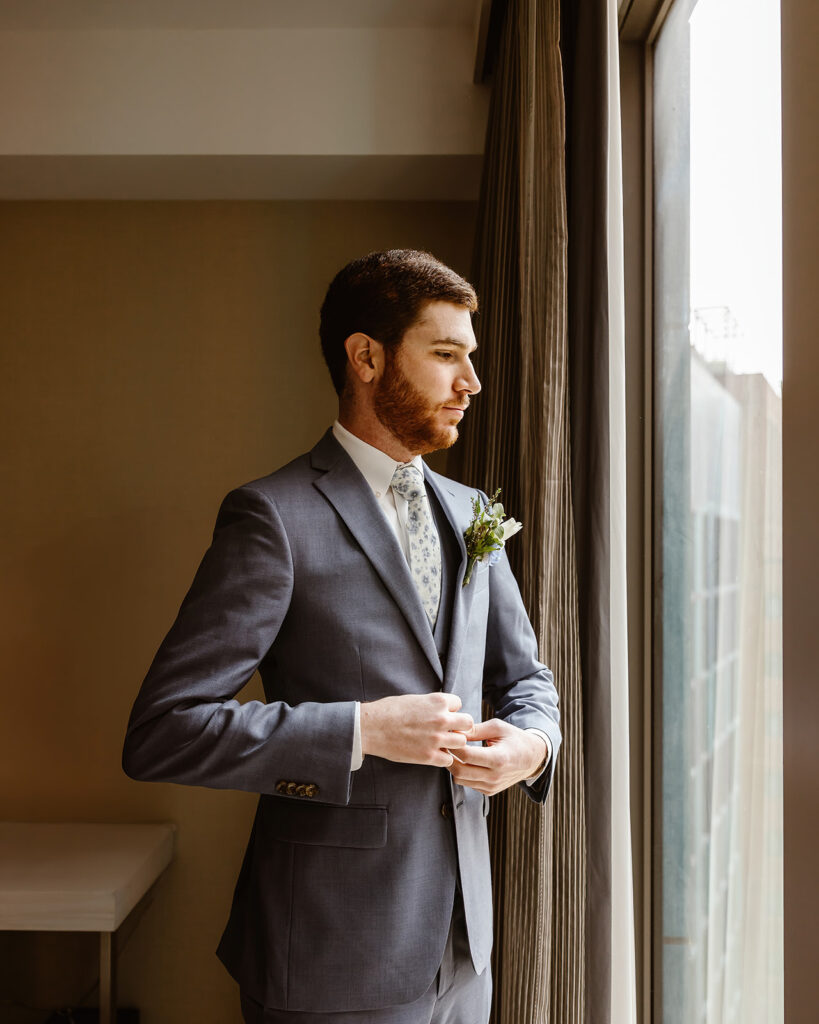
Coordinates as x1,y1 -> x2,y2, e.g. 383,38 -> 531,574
390,464 -> 425,503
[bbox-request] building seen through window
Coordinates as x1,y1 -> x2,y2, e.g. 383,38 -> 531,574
653,1 -> 783,1021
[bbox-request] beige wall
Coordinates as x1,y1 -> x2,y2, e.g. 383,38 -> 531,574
781,2 -> 819,1020
0,200 -> 475,1023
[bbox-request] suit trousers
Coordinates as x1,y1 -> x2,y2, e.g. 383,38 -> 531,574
239,892 -> 492,1024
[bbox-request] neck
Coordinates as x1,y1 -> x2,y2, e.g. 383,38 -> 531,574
337,405 -> 419,463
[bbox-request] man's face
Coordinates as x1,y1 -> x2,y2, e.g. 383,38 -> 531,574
373,300 -> 481,455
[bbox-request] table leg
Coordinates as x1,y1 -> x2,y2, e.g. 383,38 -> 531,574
99,930 -> 116,1024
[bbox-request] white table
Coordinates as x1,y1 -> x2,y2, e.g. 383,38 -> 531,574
0,822 -> 176,1024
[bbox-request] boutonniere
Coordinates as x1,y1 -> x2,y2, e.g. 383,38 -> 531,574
462,488 -> 523,586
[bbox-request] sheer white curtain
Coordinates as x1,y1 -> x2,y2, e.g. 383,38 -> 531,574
606,1 -> 638,1021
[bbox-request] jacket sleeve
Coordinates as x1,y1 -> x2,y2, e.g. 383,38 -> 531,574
481,545 -> 562,804
122,484 -> 357,805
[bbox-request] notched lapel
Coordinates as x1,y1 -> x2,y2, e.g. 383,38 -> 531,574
311,432 -> 443,682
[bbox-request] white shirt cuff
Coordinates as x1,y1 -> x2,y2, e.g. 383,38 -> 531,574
350,701 -> 363,771
524,728 -> 551,785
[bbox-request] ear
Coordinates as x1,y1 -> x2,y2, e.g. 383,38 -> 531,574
344,333 -> 384,385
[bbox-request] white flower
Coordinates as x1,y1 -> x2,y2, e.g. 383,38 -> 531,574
462,489 -> 524,586
498,517 -> 523,540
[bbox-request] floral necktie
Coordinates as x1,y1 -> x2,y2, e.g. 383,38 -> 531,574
390,464 -> 441,627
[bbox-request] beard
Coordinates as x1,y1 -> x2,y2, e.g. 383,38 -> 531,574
373,351 -> 464,455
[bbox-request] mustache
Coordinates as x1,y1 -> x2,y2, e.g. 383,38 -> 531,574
444,400 -> 470,411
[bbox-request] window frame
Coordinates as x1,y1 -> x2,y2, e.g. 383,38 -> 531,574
620,4 -> 668,1022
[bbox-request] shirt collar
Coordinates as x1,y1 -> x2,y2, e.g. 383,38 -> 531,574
332,420 -> 424,496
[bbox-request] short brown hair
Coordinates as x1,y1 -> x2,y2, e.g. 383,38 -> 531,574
319,249 -> 478,396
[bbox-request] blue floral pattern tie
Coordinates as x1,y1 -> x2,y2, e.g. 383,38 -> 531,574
390,464 -> 441,627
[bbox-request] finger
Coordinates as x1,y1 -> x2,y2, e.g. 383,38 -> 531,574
450,766 -> 508,796
452,743 -> 497,767
448,771 -> 494,795
449,761 -> 493,784
447,712 -> 474,733
432,748 -> 456,768
442,693 -> 463,712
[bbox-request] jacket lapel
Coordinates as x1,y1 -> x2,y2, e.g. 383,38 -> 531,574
310,431 -> 443,682
423,467 -> 476,693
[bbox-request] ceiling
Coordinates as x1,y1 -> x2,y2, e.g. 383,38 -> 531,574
0,0 -> 479,31
0,0 -> 488,199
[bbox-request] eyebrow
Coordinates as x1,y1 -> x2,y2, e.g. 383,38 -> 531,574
429,337 -> 478,352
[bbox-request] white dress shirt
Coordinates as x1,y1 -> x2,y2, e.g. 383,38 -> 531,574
331,421 -> 550,782
332,420 -> 423,562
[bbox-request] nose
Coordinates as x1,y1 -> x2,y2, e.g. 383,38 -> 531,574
459,360 -> 481,396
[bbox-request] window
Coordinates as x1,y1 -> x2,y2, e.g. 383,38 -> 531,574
652,1 -> 783,1021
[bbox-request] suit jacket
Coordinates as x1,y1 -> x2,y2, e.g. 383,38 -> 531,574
122,429 -> 561,1014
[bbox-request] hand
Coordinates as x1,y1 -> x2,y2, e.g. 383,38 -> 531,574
360,692 -> 474,768
447,719 -> 547,796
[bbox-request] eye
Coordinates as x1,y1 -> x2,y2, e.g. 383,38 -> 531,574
435,351 -> 454,360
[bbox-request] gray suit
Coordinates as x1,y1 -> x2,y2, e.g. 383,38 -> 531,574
122,429 -> 561,1014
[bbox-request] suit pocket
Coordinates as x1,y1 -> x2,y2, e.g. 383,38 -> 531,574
264,800 -> 388,849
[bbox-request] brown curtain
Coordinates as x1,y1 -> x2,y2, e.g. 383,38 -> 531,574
560,2 -> 618,1022
451,0 -> 586,1021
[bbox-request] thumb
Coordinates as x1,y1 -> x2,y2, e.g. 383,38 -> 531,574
465,718 -> 501,741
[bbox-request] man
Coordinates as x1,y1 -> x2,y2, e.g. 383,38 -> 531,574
123,249 -> 561,1023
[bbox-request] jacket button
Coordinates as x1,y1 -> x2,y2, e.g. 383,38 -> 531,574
275,780 -> 287,794
286,782 -> 297,796
441,802 -> 453,819
296,784 -> 308,797
305,784 -> 318,798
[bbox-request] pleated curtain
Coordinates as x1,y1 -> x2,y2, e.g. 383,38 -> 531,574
561,0 -> 638,1021
453,0 -> 637,1021
452,1 -> 585,1021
